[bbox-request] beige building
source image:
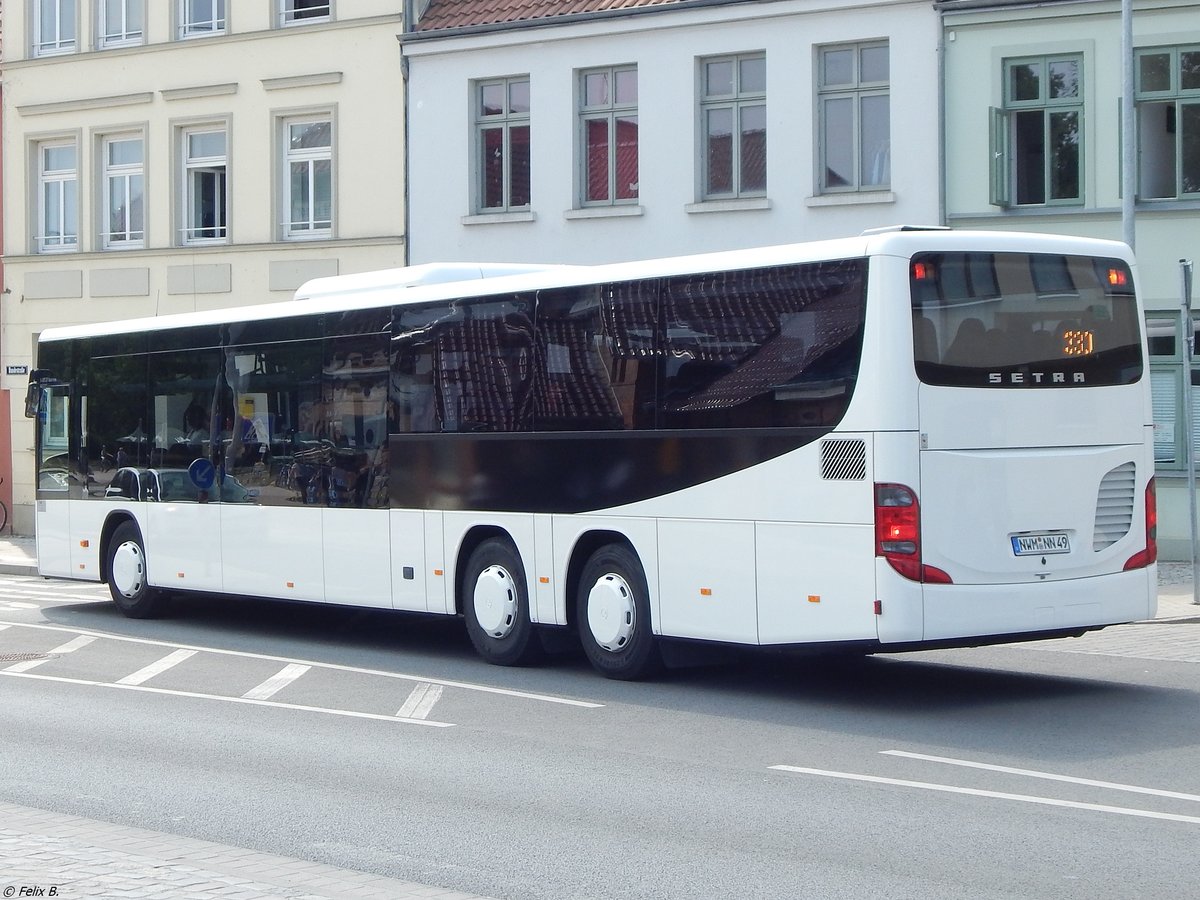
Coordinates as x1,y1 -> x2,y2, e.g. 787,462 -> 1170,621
2,1 -> 408,533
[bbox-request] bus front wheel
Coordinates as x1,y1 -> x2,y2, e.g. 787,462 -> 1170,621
462,537 -> 541,667
577,544 -> 660,680
106,521 -> 165,619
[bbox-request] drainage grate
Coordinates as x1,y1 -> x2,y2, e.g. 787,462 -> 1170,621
0,652 -> 52,663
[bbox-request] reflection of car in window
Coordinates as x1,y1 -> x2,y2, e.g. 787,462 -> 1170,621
102,467 -> 256,503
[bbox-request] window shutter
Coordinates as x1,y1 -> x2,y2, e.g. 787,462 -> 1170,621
988,107 -> 1009,207
1150,369 -> 1178,463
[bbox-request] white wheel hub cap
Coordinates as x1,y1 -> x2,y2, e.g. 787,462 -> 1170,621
112,540 -> 146,599
587,574 -> 635,652
473,565 -> 517,638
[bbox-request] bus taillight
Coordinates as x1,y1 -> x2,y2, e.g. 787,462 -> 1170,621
874,483 -> 952,584
1123,478 -> 1158,571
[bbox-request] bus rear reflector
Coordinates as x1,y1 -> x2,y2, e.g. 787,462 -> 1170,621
874,483 -> 953,584
1123,478 -> 1157,571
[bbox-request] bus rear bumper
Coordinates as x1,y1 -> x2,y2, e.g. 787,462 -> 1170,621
914,565 -> 1157,644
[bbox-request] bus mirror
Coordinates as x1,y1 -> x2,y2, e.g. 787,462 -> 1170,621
24,369 -> 54,419
24,382 -> 43,419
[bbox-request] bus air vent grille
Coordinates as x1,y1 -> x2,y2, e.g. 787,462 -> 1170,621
1093,461 -> 1136,551
820,439 -> 867,481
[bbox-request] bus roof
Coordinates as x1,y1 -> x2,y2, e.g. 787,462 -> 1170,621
37,229 -> 1134,344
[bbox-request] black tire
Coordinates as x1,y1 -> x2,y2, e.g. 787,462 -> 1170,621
576,543 -> 660,680
106,521 -> 165,619
462,537 -> 542,667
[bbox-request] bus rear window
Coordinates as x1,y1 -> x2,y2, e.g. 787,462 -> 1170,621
911,252 -> 1142,388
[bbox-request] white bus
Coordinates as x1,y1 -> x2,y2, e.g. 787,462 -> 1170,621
27,228 -> 1156,679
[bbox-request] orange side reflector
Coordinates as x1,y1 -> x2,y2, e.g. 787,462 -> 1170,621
79,540 -> 90,548
434,569 -> 444,577
700,588 -> 712,596
286,581 -> 295,589
177,573 -> 185,579
808,595 -> 821,604
539,576 -> 550,584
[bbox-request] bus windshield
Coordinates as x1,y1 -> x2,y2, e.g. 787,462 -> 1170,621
911,251 -> 1143,388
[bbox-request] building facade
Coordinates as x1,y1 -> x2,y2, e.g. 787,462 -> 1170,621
402,0 -> 941,265
941,0 -> 1200,557
2,0 -> 408,533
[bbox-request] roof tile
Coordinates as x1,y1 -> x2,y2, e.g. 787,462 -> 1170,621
415,0 -> 692,32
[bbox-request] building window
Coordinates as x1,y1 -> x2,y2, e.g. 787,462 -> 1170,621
699,53 -> 766,200
34,0 -> 77,56
182,127 -> 227,243
37,140 -> 78,253
279,0 -> 330,26
1136,46 -> 1200,200
817,42 -> 889,193
98,0 -> 143,47
1146,314 -> 1200,468
283,117 -> 332,239
475,77 -> 531,212
992,55 -> 1083,207
579,66 -> 638,206
178,0 -> 225,38
102,134 -> 145,248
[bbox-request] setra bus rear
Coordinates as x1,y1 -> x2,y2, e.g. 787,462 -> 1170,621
873,231 -> 1155,648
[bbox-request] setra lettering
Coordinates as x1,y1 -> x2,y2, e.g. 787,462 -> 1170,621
986,371 -> 1086,385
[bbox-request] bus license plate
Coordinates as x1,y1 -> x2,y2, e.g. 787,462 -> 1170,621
1011,532 -> 1071,556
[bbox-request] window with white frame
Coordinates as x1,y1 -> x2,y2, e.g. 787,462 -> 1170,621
279,0 -> 329,26
182,127 -> 228,243
98,0 -> 143,48
579,66 -> 638,206
1146,313 -> 1200,467
34,0 -> 77,56
283,117 -> 332,238
817,42 -> 889,193
178,0 -> 225,38
37,140 -> 79,253
1136,46 -> 1200,200
102,134 -> 145,248
699,53 -> 766,200
990,55 -> 1083,207
475,77 -> 531,212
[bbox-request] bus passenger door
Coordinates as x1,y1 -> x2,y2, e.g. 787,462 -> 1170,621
33,383 -> 73,577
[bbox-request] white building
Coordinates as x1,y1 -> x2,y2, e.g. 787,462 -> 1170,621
941,0 -> 1200,558
2,1 -> 408,533
402,0 -> 941,265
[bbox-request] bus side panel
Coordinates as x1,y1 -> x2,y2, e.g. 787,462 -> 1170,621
71,501 -> 125,580
147,504 -> 223,591
323,508 -> 391,609
36,500 -> 74,578
533,514 -> 555,625
756,522 -> 876,644
657,519 -> 757,643
221,505 -> 320,601
424,511 -> 448,613
390,509 -> 429,612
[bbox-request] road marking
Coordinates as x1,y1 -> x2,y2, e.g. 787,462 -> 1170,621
0,669 -> 454,727
881,750 -> 1200,804
397,682 -> 443,720
0,601 -> 39,611
0,619 -> 603,708
5,634 -> 96,673
116,649 -> 198,686
243,663 -> 311,701
769,766 -> 1200,826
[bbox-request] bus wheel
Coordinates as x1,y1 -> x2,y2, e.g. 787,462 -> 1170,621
106,521 -> 165,619
463,537 -> 541,667
577,544 -> 660,680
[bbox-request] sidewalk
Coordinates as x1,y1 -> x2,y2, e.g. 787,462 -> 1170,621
1,536 -> 1195,899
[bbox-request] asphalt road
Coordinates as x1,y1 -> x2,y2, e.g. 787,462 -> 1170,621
2,574 -> 1198,899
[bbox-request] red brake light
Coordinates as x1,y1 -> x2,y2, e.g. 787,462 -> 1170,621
1107,267 -> 1128,287
875,483 -> 952,584
1124,477 -> 1157,570
913,261 -> 934,281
